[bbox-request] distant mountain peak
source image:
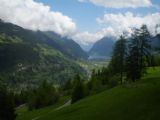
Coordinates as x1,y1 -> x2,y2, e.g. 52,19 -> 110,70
89,37 -> 115,60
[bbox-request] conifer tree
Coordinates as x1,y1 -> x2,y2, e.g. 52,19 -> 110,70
126,25 -> 152,81
109,35 -> 126,84
71,74 -> 85,103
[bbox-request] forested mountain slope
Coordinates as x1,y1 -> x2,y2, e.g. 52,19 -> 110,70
0,20 -> 87,87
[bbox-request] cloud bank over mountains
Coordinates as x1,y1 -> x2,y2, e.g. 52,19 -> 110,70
73,12 -> 160,48
0,0 -> 76,36
0,0 -> 159,50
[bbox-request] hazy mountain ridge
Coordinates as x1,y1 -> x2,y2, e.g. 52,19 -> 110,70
89,37 -> 115,59
89,34 -> 160,60
152,34 -> 160,50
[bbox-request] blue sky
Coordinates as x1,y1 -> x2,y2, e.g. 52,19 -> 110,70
37,0 -> 106,32
0,0 -> 160,50
37,0 -> 159,32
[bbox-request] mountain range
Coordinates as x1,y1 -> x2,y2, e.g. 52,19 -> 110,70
88,34 -> 160,60
0,19 -> 159,87
0,20 -> 88,87
88,37 -> 115,60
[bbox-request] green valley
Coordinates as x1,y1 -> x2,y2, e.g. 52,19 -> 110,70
0,1 -> 160,120
16,67 -> 160,120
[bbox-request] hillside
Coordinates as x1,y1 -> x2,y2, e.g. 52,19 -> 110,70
17,67 -> 160,120
0,20 -> 88,59
44,31 -> 88,59
89,37 -> 115,59
0,20 -> 87,86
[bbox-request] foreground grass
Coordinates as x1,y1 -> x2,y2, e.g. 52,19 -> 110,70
16,96 -> 70,120
17,67 -> 160,120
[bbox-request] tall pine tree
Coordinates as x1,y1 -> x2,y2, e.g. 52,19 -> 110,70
71,74 -> 85,103
126,25 -> 152,81
109,35 -> 126,84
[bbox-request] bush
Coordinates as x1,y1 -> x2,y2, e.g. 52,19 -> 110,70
27,80 -> 59,110
61,79 -> 73,95
71,74 -> 85,103
108,75 -> 119,88
0,84 -> 17,120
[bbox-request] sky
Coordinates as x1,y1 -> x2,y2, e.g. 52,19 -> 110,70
0,0 -> 160,51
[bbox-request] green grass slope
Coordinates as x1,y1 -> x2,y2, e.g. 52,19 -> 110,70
16,96 -> 70,120
17,67 -> 160,120
42,67 -> 160,120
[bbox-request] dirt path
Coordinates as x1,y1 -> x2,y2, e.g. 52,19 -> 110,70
32,100 -> 71,120
55,100 -> 71,110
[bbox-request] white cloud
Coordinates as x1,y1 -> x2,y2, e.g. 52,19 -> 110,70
78,0 -> 152,8
72,28 -> 116,50
72,27 -> 115,45
97,12 -> 160,35
0,0 -> 76,36
73,12 -> 160,50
